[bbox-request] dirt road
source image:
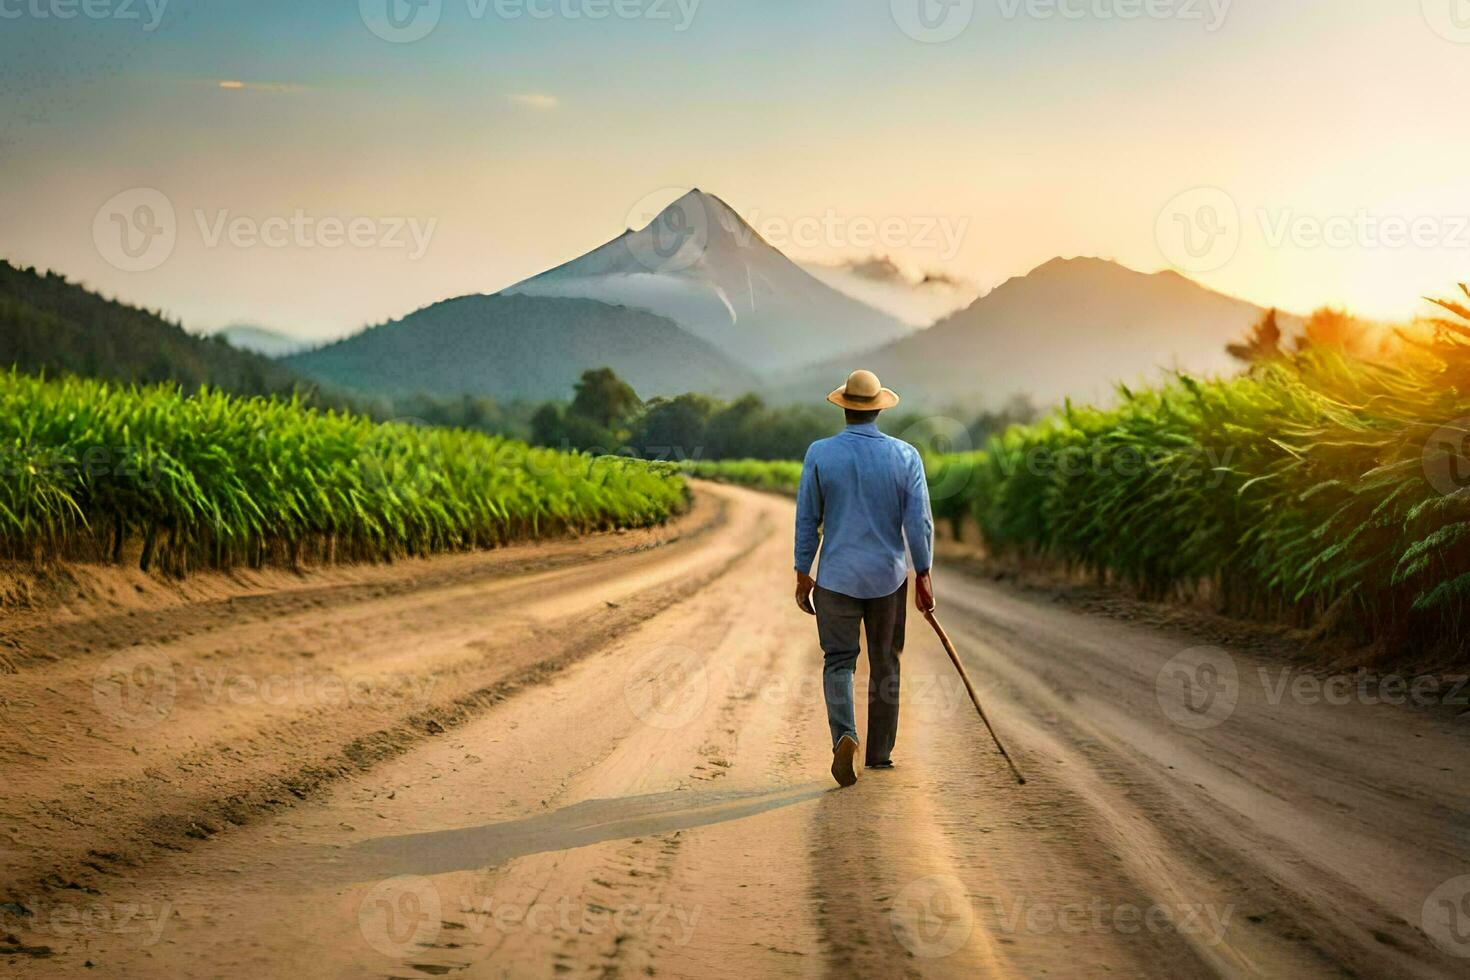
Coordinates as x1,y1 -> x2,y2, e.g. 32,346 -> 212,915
3,483 -> 1468,978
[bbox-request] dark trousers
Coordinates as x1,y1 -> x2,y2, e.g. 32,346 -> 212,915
814,582 -> 907,765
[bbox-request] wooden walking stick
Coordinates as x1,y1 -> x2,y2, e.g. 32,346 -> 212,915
922,610 -> 1027,785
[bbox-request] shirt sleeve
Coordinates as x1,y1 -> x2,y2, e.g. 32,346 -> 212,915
903,447 -> 934,575
794,445 -> 823,575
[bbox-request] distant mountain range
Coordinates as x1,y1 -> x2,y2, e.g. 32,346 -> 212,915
4,192 -> 1291,415
283,190 -> 912,404
505,190 -> 911,371
281,194 -> 1280,410
286,293 -> 759,402
213,324 -> 309,358
787,257 -> 1287,409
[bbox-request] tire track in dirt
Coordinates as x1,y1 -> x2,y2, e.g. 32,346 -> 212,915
0,489 -> 757,906
6,487 -> 1469,978
934,579 -> 1470,977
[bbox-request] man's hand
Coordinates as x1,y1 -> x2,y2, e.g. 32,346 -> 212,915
915,570 -> 936,614
795,571 -> 816,615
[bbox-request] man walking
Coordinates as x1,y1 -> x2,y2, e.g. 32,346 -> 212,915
794,370 -> 935,788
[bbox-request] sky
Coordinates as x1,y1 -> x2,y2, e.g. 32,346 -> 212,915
1,0 -> 1468,340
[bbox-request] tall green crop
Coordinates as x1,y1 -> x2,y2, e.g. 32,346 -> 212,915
0,371 -> 687,573
952,345 -> 1470,657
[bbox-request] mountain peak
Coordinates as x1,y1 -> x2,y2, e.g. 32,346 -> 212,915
504,188 -> 910,371
1028,256 -> 1132,277
648,188 -> 752,239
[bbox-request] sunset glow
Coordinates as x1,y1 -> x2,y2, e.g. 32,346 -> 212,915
1,2 -> 1466,339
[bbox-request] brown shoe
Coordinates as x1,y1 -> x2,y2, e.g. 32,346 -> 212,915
831,734 -> 859,787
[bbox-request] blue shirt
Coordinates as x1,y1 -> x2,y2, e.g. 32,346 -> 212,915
794,422 -> 934,599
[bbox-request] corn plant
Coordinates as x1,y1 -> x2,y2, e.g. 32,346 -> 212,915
0,371 -> 688,574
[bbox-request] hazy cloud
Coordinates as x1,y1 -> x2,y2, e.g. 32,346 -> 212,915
803,255 -> 977,327
212,79 -> 307,94
508,93 -> 560,111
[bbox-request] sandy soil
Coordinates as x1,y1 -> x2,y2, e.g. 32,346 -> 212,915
2,483 -> 1468,977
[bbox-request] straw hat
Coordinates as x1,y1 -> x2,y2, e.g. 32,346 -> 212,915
827,369 -> 900,411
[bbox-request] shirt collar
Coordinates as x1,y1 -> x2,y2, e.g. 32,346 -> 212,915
844,422 -> 884,438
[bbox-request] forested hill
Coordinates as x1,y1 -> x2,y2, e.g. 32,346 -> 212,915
0,260 -> 309,396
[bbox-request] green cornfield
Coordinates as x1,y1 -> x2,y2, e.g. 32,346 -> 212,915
957,306 -> 1470,658
682,459 -> 804,494
0,371 -> 688,574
